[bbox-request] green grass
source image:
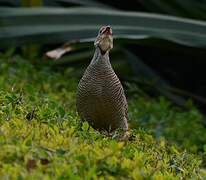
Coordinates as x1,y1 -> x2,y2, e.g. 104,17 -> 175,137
0,53 -> 206,179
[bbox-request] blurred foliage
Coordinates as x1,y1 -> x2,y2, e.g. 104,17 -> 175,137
1,0 -> 206,19
129,90 -> 206,153
139,0 -> 206,21
1,7 -> 206,49
0,52 -> 206,179
22,0 -> 42,7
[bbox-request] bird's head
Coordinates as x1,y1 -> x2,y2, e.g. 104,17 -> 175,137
94,26 -> 113,54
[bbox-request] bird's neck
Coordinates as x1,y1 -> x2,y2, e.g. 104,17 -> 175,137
90,47 -> 110,65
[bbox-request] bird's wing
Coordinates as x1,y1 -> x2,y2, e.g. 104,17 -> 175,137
123,94 -> 129,122
125,103 -> 129,122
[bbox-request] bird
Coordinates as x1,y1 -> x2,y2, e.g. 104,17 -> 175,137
76,26 -> 129,135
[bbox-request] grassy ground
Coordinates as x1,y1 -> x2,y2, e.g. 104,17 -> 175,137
0,53 -> 206,179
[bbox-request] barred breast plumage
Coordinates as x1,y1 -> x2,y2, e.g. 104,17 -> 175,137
76,26 -> 128,131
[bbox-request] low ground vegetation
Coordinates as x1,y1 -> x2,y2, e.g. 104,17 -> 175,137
0,54 -> 206,179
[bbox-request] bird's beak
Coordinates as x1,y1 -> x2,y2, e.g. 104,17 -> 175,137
102,26 -> 112,35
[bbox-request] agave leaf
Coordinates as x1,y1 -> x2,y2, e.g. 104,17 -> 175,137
46,37 -> 206,60
124,49 -> 206,107
1,7 -> 206,50
123,49 -> 186,106
140,0 -> 206,20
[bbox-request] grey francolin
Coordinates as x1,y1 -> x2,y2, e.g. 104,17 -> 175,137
76,26 -> 129,134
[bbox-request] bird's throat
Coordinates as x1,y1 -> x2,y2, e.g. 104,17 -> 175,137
91,47 -> 110,64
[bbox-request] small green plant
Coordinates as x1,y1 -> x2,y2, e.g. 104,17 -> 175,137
129,92 -> 206,153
